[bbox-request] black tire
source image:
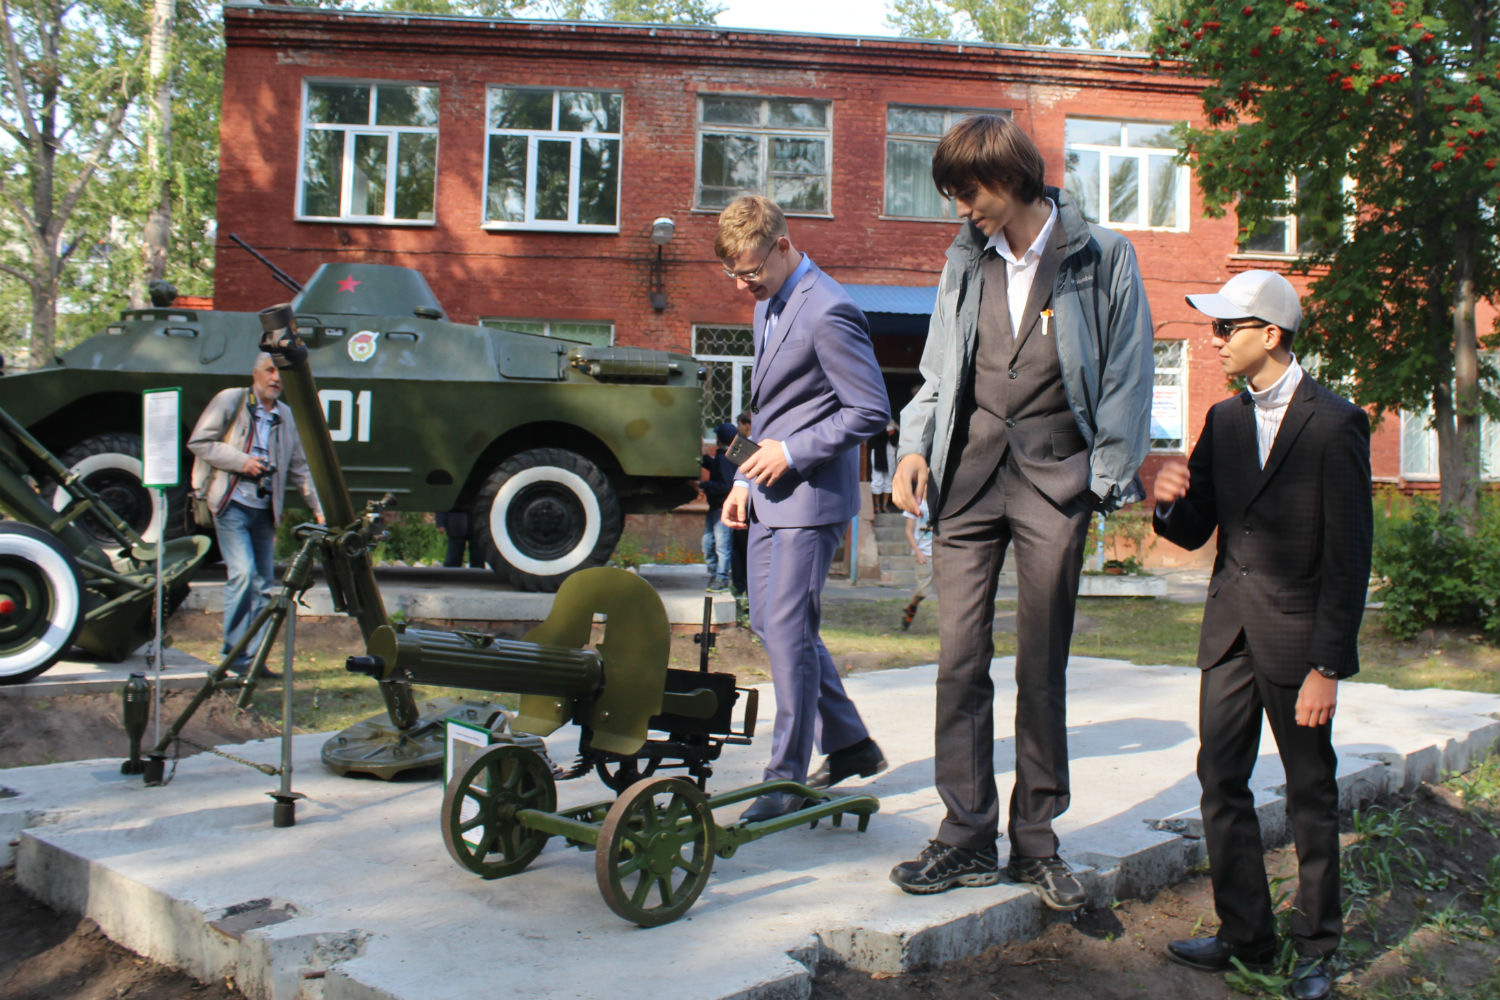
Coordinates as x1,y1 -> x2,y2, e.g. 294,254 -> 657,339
0,523 -> 86,684
49,433 -> 184,545
471,448 -> 623,592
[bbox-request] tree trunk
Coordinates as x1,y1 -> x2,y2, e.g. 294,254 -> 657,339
1440,215 -> 1482,526
138,0 -> 175,306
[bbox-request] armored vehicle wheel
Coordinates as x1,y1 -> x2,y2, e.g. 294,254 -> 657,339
50,433 -> 176,544
472,448 -> 622,592
0,523 -> 86,685
596,776 -> 716,926
441,744 -> 557,878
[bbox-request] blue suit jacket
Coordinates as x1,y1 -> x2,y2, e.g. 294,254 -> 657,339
746,257 -> 890,528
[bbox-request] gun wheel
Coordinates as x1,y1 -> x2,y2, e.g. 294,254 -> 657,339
593,754 -> 661,794
441,744 -> 556,879
0,523 -> 85,685
596,776 -> 716,926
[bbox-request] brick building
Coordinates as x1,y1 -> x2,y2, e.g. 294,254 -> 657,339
216,1 -> 1496,514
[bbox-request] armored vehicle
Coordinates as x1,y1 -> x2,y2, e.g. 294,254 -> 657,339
1,263 -> 703,591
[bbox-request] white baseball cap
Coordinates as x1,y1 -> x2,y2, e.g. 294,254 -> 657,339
1185,270 -> 1302,333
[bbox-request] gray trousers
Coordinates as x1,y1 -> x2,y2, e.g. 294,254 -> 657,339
932,456 -> 1089,857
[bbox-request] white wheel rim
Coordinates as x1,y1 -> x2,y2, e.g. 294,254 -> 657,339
489,466 -> 602,576
0,534 -> 82,677
51,450 -> 164,544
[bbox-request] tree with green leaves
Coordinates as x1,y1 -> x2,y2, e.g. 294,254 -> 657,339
1152,1 -> 1499,519
885,0 -> 1180,50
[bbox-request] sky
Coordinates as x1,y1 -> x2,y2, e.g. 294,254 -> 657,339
711,1 -> 901,38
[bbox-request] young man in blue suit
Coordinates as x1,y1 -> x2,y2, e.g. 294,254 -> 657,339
1154,270 -> 1372,1000
717,195 -> 892,822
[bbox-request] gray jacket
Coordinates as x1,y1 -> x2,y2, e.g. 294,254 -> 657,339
188,386 -> 323,525
898,186 -> 1154,514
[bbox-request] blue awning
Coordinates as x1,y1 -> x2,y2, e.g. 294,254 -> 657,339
843,284 -> 937,316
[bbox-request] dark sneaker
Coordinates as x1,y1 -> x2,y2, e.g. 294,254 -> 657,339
900,603 -> 918,630
1005,855 -> 1087,911
890,840 -> 1000,895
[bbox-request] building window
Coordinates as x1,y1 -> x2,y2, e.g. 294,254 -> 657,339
1064,119 -> 1189,231
1151,339 -> 1187,452
484,88 -> 622,231
696,96 -> 830,214
884,106 -> 1006,219
480,317 -> 613,347
1239,173 -> 1336,256
693,325 -> 754,434
298,81 -> 439,223
1400,408 -> 1500,481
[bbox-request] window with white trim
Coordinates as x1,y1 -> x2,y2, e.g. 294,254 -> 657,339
299,81 -> 439,223
484,88 -> 621,231
696,97 -> 830,213
1151,339 -> 1187,452
1064,119 -> 1189,231
480,317 -> 613,347
1240,172 -> 1330,256
884,106 -> 1006,219
1400,409 -> 1500,481
693,325 -> 754,434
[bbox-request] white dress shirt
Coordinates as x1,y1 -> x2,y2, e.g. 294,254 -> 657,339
985,198 -> 1058,334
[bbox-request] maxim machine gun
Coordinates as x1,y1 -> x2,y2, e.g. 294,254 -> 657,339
254,304 -> 878,926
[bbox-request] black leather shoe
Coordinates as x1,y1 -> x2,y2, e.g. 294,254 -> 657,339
1166,935 -> 1276,973
1289,956 -> 1332,1000
806,739 -> 887,790
740,792 -> 810,823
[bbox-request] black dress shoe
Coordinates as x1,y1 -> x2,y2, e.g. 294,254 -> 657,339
1289,956 -> 1332,1000
740,792 -> 810,823
806,739 -> 887,790
1166,935 -> 1276,973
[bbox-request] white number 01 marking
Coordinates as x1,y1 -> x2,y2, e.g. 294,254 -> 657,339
320,389 -> 372,443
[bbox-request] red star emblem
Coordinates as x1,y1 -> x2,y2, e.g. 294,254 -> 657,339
337,275 -> 361,293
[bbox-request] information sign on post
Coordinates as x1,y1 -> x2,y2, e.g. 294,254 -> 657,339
142,388 -> 182,489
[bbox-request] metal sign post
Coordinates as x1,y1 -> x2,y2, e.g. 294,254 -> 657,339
141,388 -> 181,746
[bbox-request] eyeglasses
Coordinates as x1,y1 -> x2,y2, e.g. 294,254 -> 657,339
1210,318 -> 1266,339
722,241 -> 780,282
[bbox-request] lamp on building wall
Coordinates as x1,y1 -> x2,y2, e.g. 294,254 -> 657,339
648,216 -> 674,312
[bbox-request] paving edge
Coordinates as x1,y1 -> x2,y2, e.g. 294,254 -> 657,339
6,718 -> 1500,1000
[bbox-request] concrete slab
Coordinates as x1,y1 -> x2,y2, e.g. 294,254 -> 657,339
0,645 -> 215,698
179,564 -> 736,627
3,659 -> 1497,1000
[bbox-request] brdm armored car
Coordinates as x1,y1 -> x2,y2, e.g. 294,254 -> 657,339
1,263 -> 704,591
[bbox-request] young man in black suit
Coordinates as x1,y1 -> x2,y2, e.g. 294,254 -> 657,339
1153,270 -> 1372,1000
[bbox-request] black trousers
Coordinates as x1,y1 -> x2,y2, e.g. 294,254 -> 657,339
1198,637 -> 1342,958
931,456 -> 1089,857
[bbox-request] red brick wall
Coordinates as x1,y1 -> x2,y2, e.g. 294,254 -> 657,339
218,6 -> 1448,496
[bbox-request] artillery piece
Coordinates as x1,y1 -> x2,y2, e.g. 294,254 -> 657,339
0,405 -> 209,683
251,304 -> 880,925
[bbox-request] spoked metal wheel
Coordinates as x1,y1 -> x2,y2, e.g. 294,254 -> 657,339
0,523 -> 86,685
593,753 -> 662,794
596,776 -> 716,926
441,744 -> 557,878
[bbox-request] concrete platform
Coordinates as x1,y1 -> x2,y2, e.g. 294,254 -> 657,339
179,563 -> 737,626
4,656 -> 1498,1000
1,645 -> 215,698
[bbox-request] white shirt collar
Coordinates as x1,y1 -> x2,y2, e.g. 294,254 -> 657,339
985,198 -> 1057,265
1249,356 -> 1304,410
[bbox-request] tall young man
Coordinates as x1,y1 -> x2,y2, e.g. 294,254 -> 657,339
890,115 -> 1154,909
717,195 -> 891,821
1155,270 -> 1372,1000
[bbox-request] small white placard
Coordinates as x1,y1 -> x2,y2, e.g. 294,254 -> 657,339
445,720 -> 494,847
142,388 -> 181,488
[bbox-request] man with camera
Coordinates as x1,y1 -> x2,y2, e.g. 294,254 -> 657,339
189,353 -> 323,676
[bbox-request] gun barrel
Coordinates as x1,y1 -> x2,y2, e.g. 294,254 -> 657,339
361,625 -> 603,700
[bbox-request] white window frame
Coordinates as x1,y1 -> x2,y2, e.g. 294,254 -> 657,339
694,96 -> 832,215
1150,338 -> 1188,453
692,324 -> 755,435
482,87 -> 622,233
1064,118 -> 1191,232
296,79 -> 439,225
1400,408 -> 1500,482
1239,174 -> 1356,257
480,317 -> 614,347
882,105 -> 1007,221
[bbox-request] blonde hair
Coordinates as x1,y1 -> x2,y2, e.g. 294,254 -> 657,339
715,195 -> 786,261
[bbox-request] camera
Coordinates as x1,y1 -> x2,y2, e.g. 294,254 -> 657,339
251,465 -> 276,499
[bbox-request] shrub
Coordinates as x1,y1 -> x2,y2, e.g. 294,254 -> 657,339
1371,495 -> 1500,641
368,512 -> 446,565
